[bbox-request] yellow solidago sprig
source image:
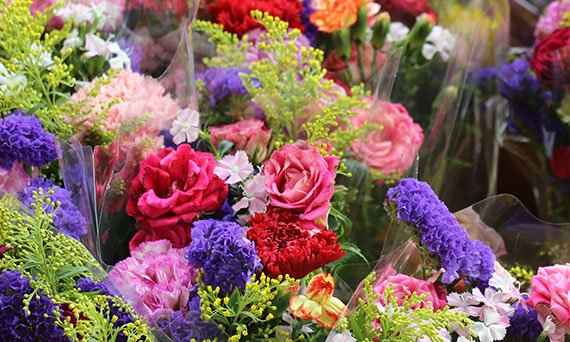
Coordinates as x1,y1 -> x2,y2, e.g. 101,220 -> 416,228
198,273 -> 298,342
0,0 -> 76,137
347,273 -> 474,342
0,191 -> 102,298
192,20 -> 251,68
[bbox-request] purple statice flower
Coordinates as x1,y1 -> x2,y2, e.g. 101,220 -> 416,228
196,68 -> 260,107
498,57 -> 557,136
385,178 -> 496,284
166,292 -> 222,342
507,296 -> 542,341
186,219 -> 262,295
476,67 -> 497,88
75,278 -> 144,342
119,38 -> 143,73
301,0 -> 318,46
0,111 -> 57,171
0,270 -> 69,341
19,178 -> 88,240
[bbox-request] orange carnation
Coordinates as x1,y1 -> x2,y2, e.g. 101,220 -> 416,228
309,0 -> 359,33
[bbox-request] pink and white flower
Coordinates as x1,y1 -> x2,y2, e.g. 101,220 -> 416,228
214,150 -> 254,185
232,173 -> 268,214
170,109 -> 200,145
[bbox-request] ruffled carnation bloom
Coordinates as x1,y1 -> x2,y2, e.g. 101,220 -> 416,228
0,162 -> 28,195
126,144 -> 228,250
527,264 -> 570,329
351,98 -> 424,179
210,118 -> 272,163
263,143 -> 339,231
247,209 -> 346,279
207,0 -> 305,36
0,111 -> 57,171
0,270 -> 68,341
185,219 -> 261,295
534,1 -> 570,39
309,0 -> 359,33
385,178 -> 496,284
19,178 -> 88,240
109,239 -> 197,322
69,69 -> 180,147
373,268 -> 447,311
290,273 -> 346,329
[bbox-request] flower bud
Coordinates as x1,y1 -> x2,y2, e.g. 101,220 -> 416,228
333,28 -> 352,61
407,13 -> 435,50
350,5 -> 368,46
371,12 -> 391,50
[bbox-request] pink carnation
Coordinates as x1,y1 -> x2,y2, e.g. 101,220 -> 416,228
527,264 -> 570,329
209,118 -> 272,163
109,239 -> 197,322
0,162 -> 29,195
351,97 -> 424,178
535,2 -> 570,40
373,268 -> 447,311
70,69 -> 180,146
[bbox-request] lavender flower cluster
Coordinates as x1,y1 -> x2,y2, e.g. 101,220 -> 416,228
0,270 -> 69,341
167,294 -> 222,342
19,178 -> 87,240
507,296 -> 542,341
0,111 -> 57,171
186,219 -> 261,295
196,68 -> 260,106
385,178 -> 495,284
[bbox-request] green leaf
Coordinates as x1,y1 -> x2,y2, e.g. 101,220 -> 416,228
55,266 -> 90,281
340,242 -> 368,266
217,140 -> 235,157
227,288 -> 240,308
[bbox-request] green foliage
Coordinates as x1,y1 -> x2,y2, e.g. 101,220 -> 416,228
0,0 -> 76,137
0,192 -> 153,341
197,273 -> 297,342
347,273 -> 474,342
192,20 -> 251,68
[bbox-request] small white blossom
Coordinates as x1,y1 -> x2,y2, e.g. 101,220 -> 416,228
232,173 -> 268,214
471,308 -> 508,342
214,151 -> 254,184
388,22 -> 409,43
63,29 -> 83,51
170,109 -> 200,145
0,63 -> 27,96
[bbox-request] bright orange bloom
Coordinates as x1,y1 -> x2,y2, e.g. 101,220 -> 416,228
310,0 -> 359,33
289,273 -> 347,328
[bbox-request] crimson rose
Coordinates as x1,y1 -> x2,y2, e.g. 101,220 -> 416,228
530,28 -> 570,90
126,144 -> 228,249
550,145 -> 570,180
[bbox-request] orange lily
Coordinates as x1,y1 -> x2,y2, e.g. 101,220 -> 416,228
289,273 -> 347,328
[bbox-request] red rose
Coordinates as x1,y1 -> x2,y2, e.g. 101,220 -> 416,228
126,144 -> 228,249
247,210 -> 346,279
550,146 -> 570,180
208,0 -> 304,36
129,224 -> 191,251
377,0 -> 436,27
530,28 -> 570,89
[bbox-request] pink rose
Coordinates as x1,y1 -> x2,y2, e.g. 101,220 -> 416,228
126,144 -> 228,249
373,269 -> 447,311
351,97 -> 424,178
109,240 -> 197,321
209,118 -> 272,163
527,264 -> 570,329
262,143 -> 338,231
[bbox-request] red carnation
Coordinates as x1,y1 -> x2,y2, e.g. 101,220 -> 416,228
530,28 -> 570,90
208,0 -> 305,35
247,210 -> 346,279
377,0 -> 436,28
550,146 -> 570,180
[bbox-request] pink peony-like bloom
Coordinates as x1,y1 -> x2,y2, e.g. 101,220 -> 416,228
109,239 -> 197,322
0,162 -> 29,195
535,1 -> 570,40
373,268 -> 447,311
126,144 -> 228,250
351,97 -> 424,179
70,69 -> 179,145
455,208 -> 507,258
262,143 -> 338,231
527,264 -> 570,329
209,118 -> 272,163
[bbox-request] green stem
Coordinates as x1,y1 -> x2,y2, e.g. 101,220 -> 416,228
344,60 -> 354,85
371,49 -> 379,90
357,45 -> 366,84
